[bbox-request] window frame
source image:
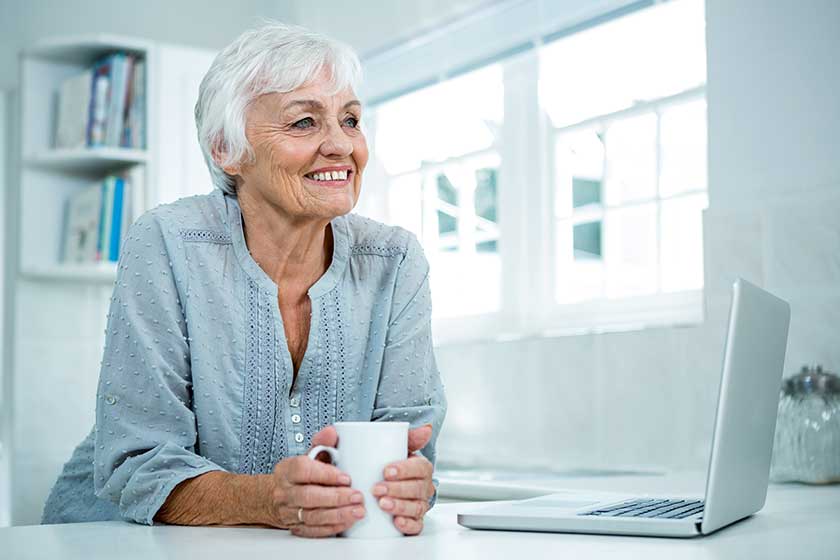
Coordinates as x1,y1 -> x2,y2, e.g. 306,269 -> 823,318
369,38 -> 708,345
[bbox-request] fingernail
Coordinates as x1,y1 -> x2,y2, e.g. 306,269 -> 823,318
385,467 -> 398,479
339,475 -> 351,485
352,507 -> 366,518
396,517 -> 406,527
350,493 -> 363,504
379,497 -> 394,511
372,484 -> 387,496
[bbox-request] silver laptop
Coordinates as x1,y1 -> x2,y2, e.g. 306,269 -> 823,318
458,279 -> 791,538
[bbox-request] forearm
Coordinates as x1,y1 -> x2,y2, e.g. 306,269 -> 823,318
155,471 -> 278,527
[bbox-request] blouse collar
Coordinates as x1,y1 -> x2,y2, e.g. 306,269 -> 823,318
220,191 -> 350,299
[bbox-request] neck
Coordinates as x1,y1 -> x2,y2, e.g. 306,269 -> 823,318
237,191 -> 333,294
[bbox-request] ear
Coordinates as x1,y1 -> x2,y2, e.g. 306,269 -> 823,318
211,139 -> 240,176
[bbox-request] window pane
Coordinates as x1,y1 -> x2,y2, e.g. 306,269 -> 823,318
387,173 -> 423,239
573,178 -> 601,209
426,155 -> 502,317
555,219 -> 605,304
539,0 -> 706,127
554,128 -> 604,219
661,193 -> 707,293
474,167 -> 499,253
604,203 -> 658,299
604,113 -> 657,205
437,173 -> 458,205
431,252 -> 501,317
660,98 -> 707,197
573,221 -> 602,260
374,65 -> 503,175
474,167 -> 497,222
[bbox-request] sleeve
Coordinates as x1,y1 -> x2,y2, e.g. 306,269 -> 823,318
93,213 -> 224,525
372,233 -> 448,506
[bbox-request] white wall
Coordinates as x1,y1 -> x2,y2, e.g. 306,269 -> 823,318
294,0 -> 840,473
0,0 -> 283,91
0,90 -> 10,527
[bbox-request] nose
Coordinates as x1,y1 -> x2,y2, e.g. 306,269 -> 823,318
319,121 -> 353,158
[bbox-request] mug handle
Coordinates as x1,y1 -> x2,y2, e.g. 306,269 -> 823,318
308,445 -> 340,464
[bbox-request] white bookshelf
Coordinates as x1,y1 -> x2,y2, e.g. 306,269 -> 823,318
18,34 -> 153,282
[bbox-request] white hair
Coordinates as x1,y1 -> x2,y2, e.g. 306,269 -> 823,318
195,21 -> 362,194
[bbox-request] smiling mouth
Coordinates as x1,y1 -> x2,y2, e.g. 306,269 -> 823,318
304,169 -> 352,185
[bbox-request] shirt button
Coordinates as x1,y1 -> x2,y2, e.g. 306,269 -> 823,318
105,395 -> 117,405
291,414 -> 301,424
290,396 -> 300,407
294,433 -> 304,443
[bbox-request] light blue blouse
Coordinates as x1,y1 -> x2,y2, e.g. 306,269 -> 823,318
42,189 -> 447,525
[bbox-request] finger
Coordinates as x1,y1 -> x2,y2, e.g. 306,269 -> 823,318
372,479 -> 433,500
407,424 -> 433,454
383,455 -> 433,481
302,505 -> 366,526
377,496 -> 428,519
394,515 -> 424,536
310,425 -> 338,453
287,456 -> 351,486
291,523 -> 351,538
288,485 -> 364,508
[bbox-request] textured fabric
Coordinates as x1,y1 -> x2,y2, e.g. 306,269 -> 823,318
42,189 -> 447,525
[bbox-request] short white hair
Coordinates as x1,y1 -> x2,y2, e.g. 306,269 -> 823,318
195,21 -> 362,194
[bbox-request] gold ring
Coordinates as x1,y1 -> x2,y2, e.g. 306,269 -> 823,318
297,507 -> 304,524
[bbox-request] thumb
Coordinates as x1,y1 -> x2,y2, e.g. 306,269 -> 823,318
309,425 -> 338,460
407,424 -> 433,454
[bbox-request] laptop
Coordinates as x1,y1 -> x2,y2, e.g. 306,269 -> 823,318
458,278 -> 791,538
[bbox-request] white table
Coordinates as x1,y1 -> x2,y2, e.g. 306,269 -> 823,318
2,477 -> 839,560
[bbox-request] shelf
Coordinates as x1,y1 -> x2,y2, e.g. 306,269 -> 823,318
25,33 -> 151,64
21,263 -> 118,283
26,148 -> 148,173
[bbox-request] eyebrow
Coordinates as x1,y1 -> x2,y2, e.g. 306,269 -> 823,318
283,99 -> 361,112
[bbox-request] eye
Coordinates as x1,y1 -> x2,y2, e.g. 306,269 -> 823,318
293,117 -> 315,129
343,115 -> 360,128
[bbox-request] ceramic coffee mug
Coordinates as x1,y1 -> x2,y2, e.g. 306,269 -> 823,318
308,421 -> 409,538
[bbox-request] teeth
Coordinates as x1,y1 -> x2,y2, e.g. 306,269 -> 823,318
308,170 -> 348,181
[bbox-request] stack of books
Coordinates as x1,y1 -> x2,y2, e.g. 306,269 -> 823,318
55,52 -> 146,150
61,167 -> 144,264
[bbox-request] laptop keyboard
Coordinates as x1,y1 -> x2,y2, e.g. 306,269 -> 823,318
579,498 -> 705,520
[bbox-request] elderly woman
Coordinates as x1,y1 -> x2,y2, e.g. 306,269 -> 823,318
42,22 -> 446,538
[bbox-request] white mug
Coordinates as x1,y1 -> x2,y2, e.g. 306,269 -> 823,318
308,421 -> 409,539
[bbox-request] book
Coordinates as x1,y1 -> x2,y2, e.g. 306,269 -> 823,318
119,180 -> 132,256
105,54 -> 134,147
62,183 -> 103,263
55,70 -> 92,149
88,59 -> 111,147
108,177 -> 125,261
124,60 -> 146,149
98,177 -> 115,260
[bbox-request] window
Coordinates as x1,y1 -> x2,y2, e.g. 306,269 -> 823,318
366,0 -> 707,339
542,0 -> 707,307
373,66 -> 503,319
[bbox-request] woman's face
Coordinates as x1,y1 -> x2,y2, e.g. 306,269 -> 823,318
230,72 -> 368,222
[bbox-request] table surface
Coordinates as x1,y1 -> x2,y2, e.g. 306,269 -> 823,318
3,474 -> 839,560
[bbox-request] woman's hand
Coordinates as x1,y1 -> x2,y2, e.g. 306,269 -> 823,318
265,426 -> 366,538
372,424 -> 435,536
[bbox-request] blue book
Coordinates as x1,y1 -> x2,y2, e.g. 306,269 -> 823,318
96,179 -> 108,261
109,177 -> 125,261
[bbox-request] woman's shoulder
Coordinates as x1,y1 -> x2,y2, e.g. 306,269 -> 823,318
341,213 -> 421,259
130,190 -> 228,243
